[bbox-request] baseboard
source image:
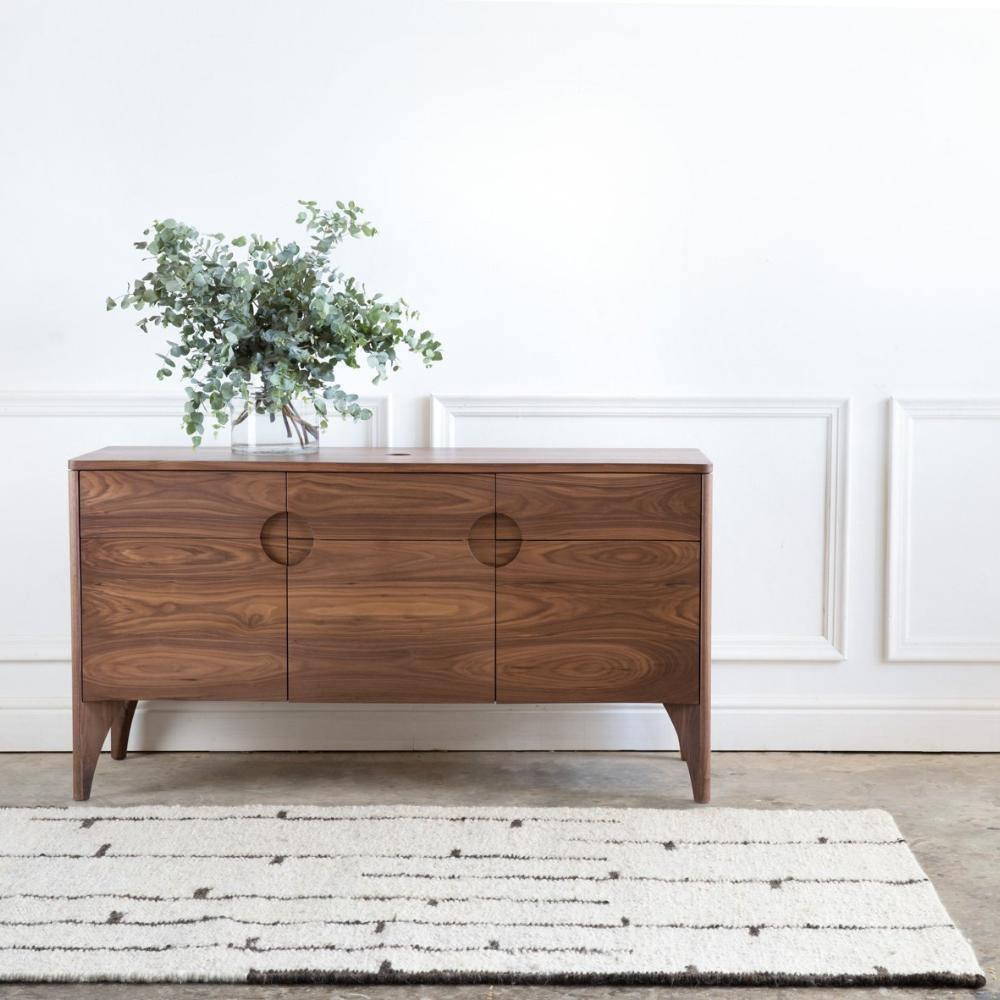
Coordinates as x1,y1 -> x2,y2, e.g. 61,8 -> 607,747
1,699 -> 997,752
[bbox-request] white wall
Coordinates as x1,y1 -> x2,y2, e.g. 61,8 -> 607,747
1,0 -> 999,751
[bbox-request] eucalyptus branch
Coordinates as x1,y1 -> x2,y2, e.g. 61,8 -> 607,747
107,200 -> 443,446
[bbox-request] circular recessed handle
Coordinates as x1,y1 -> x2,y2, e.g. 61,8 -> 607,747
466,513 -> 522,567
260,513 -> 314,566
495,513 -> 522,567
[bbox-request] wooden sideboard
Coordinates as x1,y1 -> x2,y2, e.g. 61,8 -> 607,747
68,447 -> 713,802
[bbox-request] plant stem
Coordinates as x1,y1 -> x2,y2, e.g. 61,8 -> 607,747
281,409 -> 297,444
285,401 -> 319,443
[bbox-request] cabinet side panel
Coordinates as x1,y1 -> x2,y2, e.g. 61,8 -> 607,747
700,472 -> 712,711
69,470 -> 82,726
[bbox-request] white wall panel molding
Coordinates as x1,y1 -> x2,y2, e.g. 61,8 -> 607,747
0,638 -> 70,662
2,698 -> 996,753
887,398 -> 1000,662
0,393 -> 181,418
0,390 -> 391,662
0,391 -> 392,445
431,396 -> 849,663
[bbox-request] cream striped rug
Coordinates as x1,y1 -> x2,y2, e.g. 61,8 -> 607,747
0,805 -> 984,987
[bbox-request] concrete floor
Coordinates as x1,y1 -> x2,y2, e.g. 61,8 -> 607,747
0,751 -> 996,999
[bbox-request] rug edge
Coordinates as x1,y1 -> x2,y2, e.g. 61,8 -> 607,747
0,969 -> 987,988
0,803 -> 907,822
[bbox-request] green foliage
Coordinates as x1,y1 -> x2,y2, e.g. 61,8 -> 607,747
108,200 -> 443,446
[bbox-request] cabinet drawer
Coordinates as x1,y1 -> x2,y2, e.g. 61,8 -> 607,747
496,473 -> 701,540
497,541 -> 700,703
80,471 -> 284,539
288,473 -> 494,540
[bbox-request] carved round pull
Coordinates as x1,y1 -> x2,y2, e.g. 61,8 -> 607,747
466,513 -> 522,567
467,514 -> 495,566
495,513 -> 522,567
260,513 -> 314,566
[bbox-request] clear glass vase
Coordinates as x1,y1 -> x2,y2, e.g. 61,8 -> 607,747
229,392 -> 320,454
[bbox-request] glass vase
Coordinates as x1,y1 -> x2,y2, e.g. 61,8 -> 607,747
229,392 -> 320,454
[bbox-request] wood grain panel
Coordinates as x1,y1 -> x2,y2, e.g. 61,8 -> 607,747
289,541 -> 494,702
497,541 -> 700,703
81,538 -> 286,700
288,473 -> 494,540
496,474 -> 702,540
80,471 -> 285,538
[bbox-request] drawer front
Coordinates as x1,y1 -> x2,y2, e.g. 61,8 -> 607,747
289,540 -> 494,702
81,537 -> 286,700
496,473 -> 701,540
80,471 -> 284,539
497,541 -> 700,703
288,473 -> 494,540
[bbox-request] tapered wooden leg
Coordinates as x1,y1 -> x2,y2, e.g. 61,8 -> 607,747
73,699 -> 121,801
665,702 -> 710,803
110,701 -> 138,761
70,470 -> 129,800
667,471 -> 713,804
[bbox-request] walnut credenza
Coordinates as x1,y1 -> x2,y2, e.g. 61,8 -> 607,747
68,447 -> 713,801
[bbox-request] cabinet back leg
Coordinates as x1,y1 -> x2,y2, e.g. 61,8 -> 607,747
110,701 -> 138,761
665,703 -> 688,760
73,700 -> 121,801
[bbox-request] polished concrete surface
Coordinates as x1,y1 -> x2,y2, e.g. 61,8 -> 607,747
0,751 -> 996,999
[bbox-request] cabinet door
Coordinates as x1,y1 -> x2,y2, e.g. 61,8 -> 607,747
79,471 -> 287,701
287,472 -> 495,702
289,541 -> 494,702
497,541 -> 701,703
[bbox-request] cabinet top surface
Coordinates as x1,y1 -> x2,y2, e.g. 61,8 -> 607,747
69,446 -> 712,473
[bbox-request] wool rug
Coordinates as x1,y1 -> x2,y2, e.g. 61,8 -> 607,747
0,805 -> 984,987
